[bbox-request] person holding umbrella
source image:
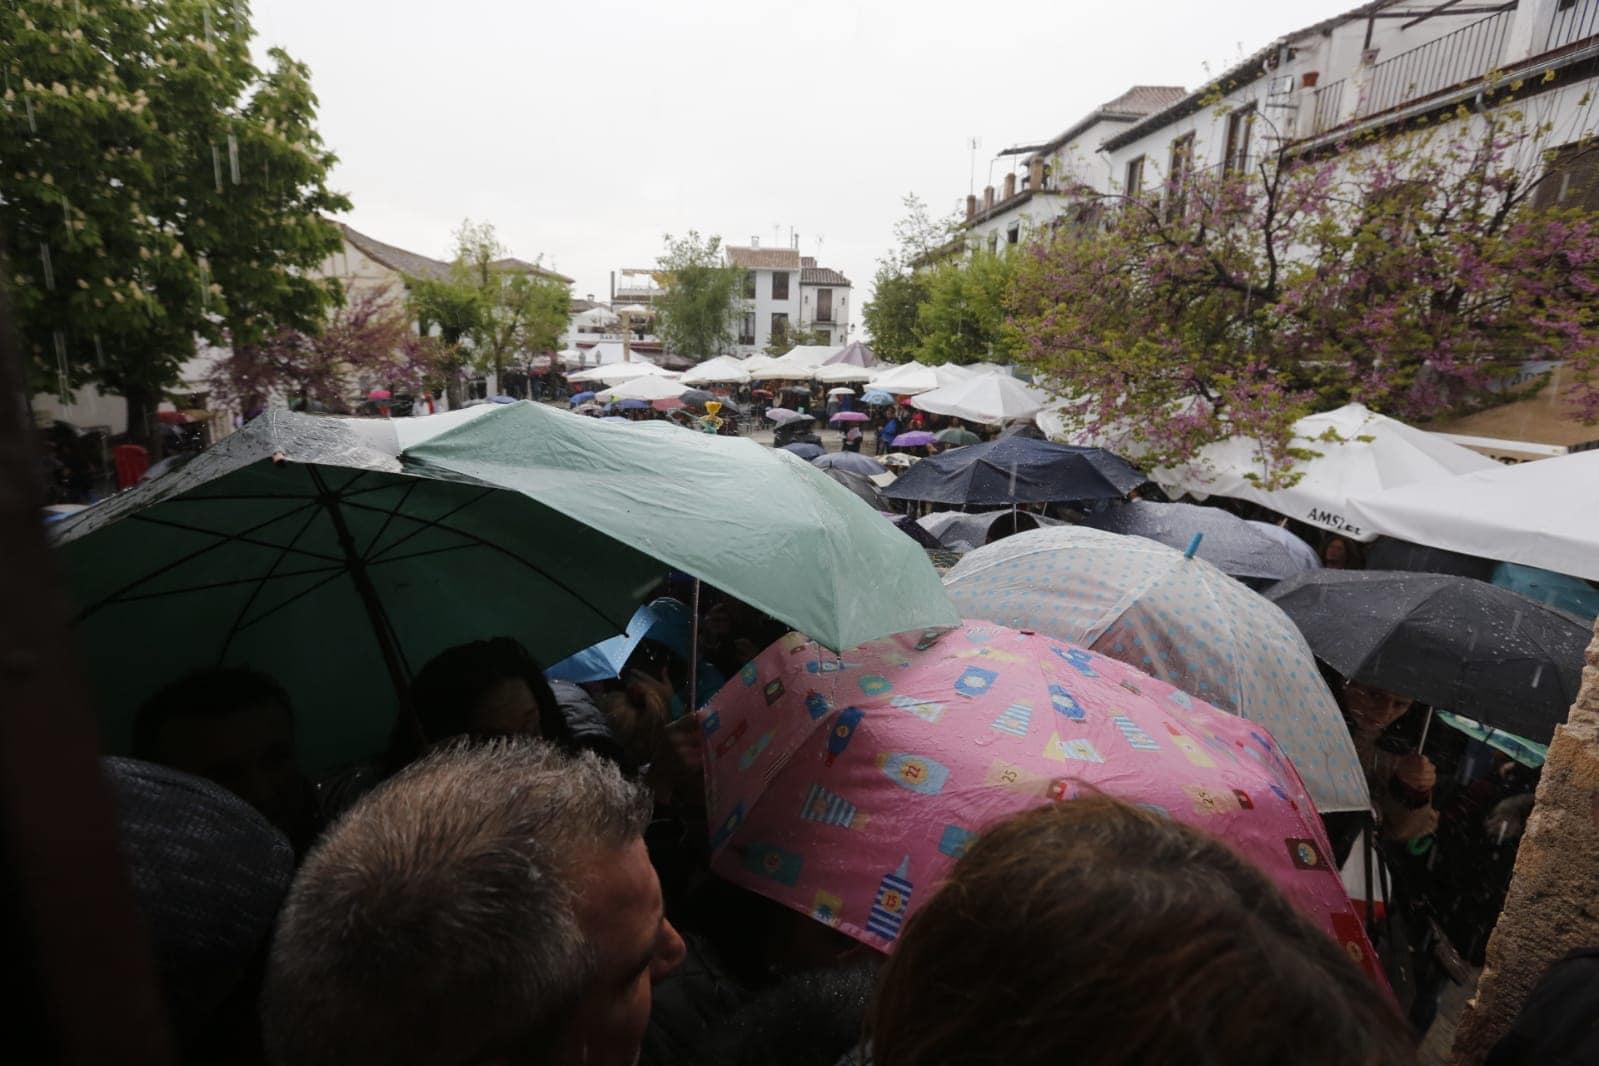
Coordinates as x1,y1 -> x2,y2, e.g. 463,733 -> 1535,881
1342,681 -> 1439,845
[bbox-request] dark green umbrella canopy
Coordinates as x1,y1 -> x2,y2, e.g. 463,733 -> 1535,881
53,410 -> 663,773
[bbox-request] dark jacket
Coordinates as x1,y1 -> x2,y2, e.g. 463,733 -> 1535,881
1485,948 -> 1599,1066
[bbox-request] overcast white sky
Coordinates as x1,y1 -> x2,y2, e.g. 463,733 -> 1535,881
251,0 -> 1359,315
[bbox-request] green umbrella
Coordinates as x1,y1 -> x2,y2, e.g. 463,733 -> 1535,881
404,401 -> 958,653
935,427 -> 982,446
53,410 -> 664,773
1435,711 -> 1547,769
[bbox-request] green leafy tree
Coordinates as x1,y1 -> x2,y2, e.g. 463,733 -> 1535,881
915,248 -> 1019,364
0,0 -> 348,450
762,319 -> 823,356
863,194 -> 959,362
653,231 -> 742,360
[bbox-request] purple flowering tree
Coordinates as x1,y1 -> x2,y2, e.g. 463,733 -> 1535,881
1009,108 -> 1599,480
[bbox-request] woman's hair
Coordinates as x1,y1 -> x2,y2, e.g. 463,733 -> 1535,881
869,797 -> 1414,1066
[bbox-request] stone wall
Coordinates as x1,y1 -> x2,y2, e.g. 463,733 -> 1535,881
1451,617 -> 1599,1062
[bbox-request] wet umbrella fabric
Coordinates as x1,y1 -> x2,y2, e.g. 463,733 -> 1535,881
702,625 -> 1375,972
935,428 -> 982,446
942,527 -> 1367,812
891,431 -> 938,448
822,468 -> 887,509
1266,570 -> 1590,745
1082,501 -> 1320,583
861,391 -> 895,405
51,410 -> 664,773
830,411 -> 870,424
882,436 -> 1146,507
766,408 -> 811,425
812,452 -> 888,477
782,443 -> 827,461
569,391 -> 597,404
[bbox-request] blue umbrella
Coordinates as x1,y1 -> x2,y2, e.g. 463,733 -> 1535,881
812,452 -> 888,476
544,598 -> 726,708
600,415 -> 633,424
1082,501 -> 1318,584
570,391 -> 597,405
862,390 -> 895,405
782,442 -> 826,461
882,436 -> 1145,506
488,395 -> 518,404
1491,562 -> 1599,621
619,399 -> 651,410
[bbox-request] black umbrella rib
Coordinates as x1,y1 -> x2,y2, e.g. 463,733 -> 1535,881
339,496 -> 638,633
355,479 -> 422,562
228,569 -> 351,636
100,564 -> 349,605
217,495 -> 334,659
76,500 -> 322,621
345,487 -> 499,564
124,511 -> 345,564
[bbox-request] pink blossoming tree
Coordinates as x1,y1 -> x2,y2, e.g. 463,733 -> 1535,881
1009,104 -> 1599,480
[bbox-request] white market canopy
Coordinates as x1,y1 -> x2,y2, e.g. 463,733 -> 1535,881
567,360 -> 676,385
679,355 -> 751,385
1347,449 -> 1599,581
576,306 -> 618,325
554,348 -> 586,369
1153,403 -> 1500,540
759,345 -> 844,379
597,374 -> 689,402
911,373 -> 1050,426
814,363 -> 876,384
865,361 -> 972,396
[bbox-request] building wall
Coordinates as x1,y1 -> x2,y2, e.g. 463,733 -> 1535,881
731,267 -> 803,354
799,284 -> 851,343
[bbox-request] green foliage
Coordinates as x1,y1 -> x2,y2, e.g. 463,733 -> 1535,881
0,0 -> 348,440
863,194 -> 960,362
763,319 -> 824,356
653,231 -> 742,360
915,248 -> 1019,365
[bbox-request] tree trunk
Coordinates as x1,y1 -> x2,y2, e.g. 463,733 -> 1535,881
122,384 -> 162,460
443,370 -> 463,412
1450,617 -> 1599,1063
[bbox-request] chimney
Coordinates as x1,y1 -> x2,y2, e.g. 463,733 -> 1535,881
983,185 -> 995,210
966,194 -> 978,220
1003,172 -> 1016,200
1029,158 -> 1045,190
792,232 -> 799,250
752,235 -> 760,248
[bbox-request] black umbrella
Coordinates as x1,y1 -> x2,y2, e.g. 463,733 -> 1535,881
1266,570 -> 1589,744
823,468 -> 887,509
880,436 -> 1144,506
1082,501 -> 1317,583
782,442 -> 826,461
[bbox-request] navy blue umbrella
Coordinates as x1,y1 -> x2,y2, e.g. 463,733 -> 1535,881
569,391 -> 597,405
880,437 -> 1145,506
1081,500 -> 1317,583
782,442 -> 826,461
812,452 -> 889,477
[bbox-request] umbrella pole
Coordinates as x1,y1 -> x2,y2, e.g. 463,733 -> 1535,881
311,469 -> 423,752
1416,706 -> 1435,753
689,578 -> 702,713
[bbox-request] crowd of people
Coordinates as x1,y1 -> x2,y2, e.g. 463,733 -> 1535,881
100,553 -> 1598,1066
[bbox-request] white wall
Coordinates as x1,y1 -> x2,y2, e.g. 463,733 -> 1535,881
730,267 -> 803,354
799,283 -> 852,343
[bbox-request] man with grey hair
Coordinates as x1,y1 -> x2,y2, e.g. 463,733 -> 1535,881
262,740 -> 685,1066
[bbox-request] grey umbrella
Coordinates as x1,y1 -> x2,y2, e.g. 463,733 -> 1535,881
822,468 -> 887,509
813,452 -> 889,477
1082,501 -> 1318,583
1266,570 -> 1589,744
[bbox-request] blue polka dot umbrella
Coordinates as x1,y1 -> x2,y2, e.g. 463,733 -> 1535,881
941,526 -> 1367,813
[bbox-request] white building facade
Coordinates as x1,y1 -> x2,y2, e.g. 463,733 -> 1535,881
725,243 -> 852,354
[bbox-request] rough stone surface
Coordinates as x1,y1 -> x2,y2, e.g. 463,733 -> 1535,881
1451,621 -> 1599,1064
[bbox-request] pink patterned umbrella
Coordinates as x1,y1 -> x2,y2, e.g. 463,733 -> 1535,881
701,622 -> 1379,981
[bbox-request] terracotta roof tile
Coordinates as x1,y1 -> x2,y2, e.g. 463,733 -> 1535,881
726,245 -> 803,270
800,267 -> 851,286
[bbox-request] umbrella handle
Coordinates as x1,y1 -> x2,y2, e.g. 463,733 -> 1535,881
1184,532 -> 1204,559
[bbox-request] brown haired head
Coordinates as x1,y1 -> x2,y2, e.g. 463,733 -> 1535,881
870,796 -> 1413,1066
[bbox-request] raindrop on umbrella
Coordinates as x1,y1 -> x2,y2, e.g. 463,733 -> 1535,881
1530,663 -> 1544,690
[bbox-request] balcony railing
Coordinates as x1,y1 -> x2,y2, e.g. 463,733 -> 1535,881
814,311 -> 834,323
1308,79 -> 1347,136
1546,0 -> 1599,52
1360,9 -> 1514,119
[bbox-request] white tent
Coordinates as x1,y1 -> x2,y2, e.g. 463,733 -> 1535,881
576,306 -> 618,326
741,353 -> 783,377
679,356 -> 751,385
759,345 -> 842,379
814,363 -> 876,384
597,374 -> 689,402
1347,449 -> 1599,580
554,348 -> 586,369
1154,403 -> 1499,540
912,374 -> 1049,425
865,362 -> 972,396
567,360 -> 676,385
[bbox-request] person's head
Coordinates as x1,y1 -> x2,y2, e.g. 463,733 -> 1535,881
1343,680 -> 1415,737
130,666 -> 310,841
870,796 -> 1411,1066
105,756 -> 295,1063
410,637 -> 562,747
263,740 -> 685,1066
984,511 -> 1039,544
